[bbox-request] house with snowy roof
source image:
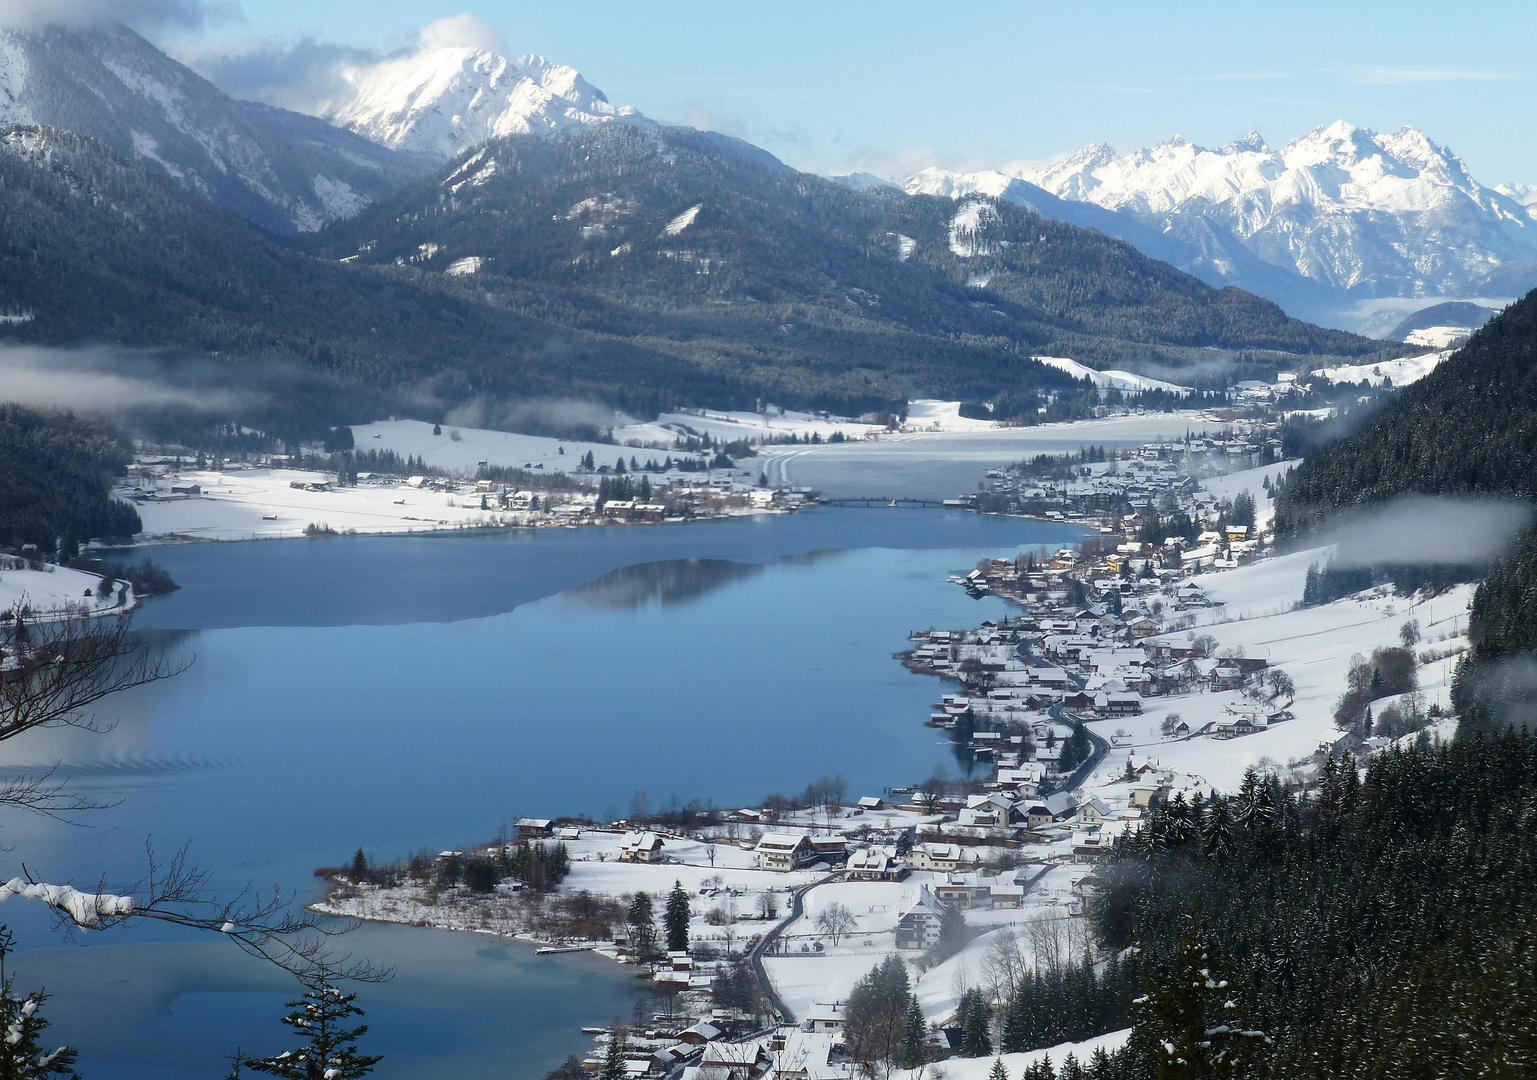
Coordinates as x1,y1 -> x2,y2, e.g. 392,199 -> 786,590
755,833 -> 815,872
894,886 -> 949,950
618,831 -> 665,863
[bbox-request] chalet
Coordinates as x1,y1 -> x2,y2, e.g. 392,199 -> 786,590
994,763 -> 1046,797
698,1039 -> 773,1078
963,792 -> 1016,828
1127,617 -> 1161,639
846,848 -> 907,881
804,1003 -> 845,1034
809,836 -> 848,864
856,796 -> 885,811
515,818 -> 554,839
619,831 -> 665,863
756,833 -> 816,872
1209,663 -> 1245,690
1225,524 -> 1249,543
991,883 -> 1025,908
677,1021 -> 722,1045
934,876 -> 992,910
1131,784 -> 1171,809
1024,793 -> 1076,829
1173,719 -> 1191,737
907,842 -> 964,873
1073,827 -> 1105,863
1103,694 -> 1144,716
894,887 -> 949,950
1063,691 -> 1096,711
1213,716 -> 1260,739
1076,796 -> 1111,826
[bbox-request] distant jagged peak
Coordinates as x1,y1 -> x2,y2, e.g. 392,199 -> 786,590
319,37 -> 652,159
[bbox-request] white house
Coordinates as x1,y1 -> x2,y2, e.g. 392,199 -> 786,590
756,833 -> 815,872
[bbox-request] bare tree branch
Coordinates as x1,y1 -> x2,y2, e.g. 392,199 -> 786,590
0,605 -> 186,743
17,845 -> 391,983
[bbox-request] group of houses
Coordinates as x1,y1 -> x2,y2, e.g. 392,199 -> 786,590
954,431 -> 1282,526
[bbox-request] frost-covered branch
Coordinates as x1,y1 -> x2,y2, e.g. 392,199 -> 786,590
9,847 -> 390,983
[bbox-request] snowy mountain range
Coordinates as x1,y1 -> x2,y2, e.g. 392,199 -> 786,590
0,23 -> 436,234
902,123 -> 1537,329
316,47 -> 653,159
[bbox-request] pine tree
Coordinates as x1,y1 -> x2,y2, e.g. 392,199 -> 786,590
901,995 -> 927,1068
959,987 -> 993,1057
0,926 -> 78,1079
1131,916 -> 1267,1078
238,972 -> 381,1079
627,893 -> 658,964
599,1030 -> 628,1080
988,1057 -> 1010,1080
663,880 -> 691,953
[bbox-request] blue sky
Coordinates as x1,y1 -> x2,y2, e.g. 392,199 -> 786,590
165,0 -> 1536,183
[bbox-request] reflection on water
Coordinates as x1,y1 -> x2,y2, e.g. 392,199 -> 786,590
24,509 -> 1091,1078
563,558 -> 764,609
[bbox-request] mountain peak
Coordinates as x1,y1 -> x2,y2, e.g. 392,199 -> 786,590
320,44 -> 651,158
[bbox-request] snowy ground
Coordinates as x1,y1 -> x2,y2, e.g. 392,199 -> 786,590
1034,356 -> 1190,393
1080,550 -> 1473,791
896,1029 -> 1132,1079
0,563 -> 129,619
129,467 -> 556,542
1201,459 -> 1299,531
1312,350 -> 1452,387
764,863 -> 1095,1024
351,404 -> 981,478
352,420 -> 637,475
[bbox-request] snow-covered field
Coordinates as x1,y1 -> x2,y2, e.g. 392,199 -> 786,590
1033,356 -> 1190,394
1201,459 -> 1299,531
1079,550 -> 1473,791
0,562 -> 129,618
1312,349 -> 1452,387
352,420 -> 637,475
131,467 -> 547,542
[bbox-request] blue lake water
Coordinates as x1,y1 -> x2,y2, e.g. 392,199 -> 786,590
8,508 -> 1085,1078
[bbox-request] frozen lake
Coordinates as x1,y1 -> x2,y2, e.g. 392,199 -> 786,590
10,508 -> 1087,1078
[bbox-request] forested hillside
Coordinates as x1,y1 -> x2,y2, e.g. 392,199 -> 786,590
0,125 -> 730,432
1086,735 -> 1537,1077
0,405 -> 140,551
1274,289 -> 1536,534
307,125 -> 1385,407
1272,288 -> 1537,733
0,122 -> 1388,437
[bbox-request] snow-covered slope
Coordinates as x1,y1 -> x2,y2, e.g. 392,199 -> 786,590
320,48 -> 652,159
0,23 -> 432,234
1033,355 -> 1190,393
1312,349 -> 1454,387
908,123 -> 1537,319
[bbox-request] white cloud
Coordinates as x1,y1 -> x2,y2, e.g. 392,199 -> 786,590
0,0 -> 232,31
177,11 -> 511,116
417,13 -> 506,55
0,344 -> 253,416
1342,65 -> 1520,86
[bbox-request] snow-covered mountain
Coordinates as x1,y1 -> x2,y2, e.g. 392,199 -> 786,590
318,47 -> 652,159
0,22 -> 434,234
906,123 -> 1537,326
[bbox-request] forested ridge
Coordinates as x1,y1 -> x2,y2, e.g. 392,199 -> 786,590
307,124 -> 1388,413
0,405 -> 140,551
1274,288 -> 1537,534
1087,735 -> 1537,1077
0,121 -> 1390,439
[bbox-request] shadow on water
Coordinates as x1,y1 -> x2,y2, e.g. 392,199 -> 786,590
561,559 -> 764,610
